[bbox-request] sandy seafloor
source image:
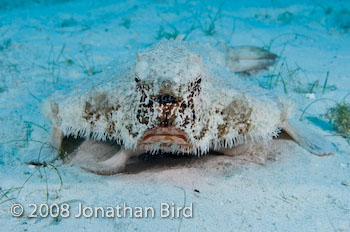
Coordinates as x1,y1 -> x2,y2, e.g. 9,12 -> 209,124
0,0 -> 350,231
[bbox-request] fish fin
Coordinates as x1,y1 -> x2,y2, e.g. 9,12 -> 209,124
71,140 -> 141,175
283,119 -> 337,156
51,124 -> 64,151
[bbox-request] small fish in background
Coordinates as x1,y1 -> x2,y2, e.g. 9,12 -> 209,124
223,44 -> 277,76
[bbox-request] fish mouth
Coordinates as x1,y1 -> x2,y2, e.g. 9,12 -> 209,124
139,126 -> 189,145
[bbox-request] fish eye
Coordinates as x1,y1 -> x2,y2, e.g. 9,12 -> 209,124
135,76 -> 141,83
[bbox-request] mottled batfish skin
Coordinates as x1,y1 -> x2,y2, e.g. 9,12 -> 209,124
43,39 -> 335,175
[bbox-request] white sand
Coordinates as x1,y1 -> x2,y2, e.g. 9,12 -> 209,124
1,0 -> 350,231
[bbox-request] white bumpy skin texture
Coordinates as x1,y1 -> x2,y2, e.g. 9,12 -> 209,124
44,39 -> 289,156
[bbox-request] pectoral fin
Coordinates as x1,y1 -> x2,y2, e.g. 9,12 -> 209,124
283,119 -> 337,156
